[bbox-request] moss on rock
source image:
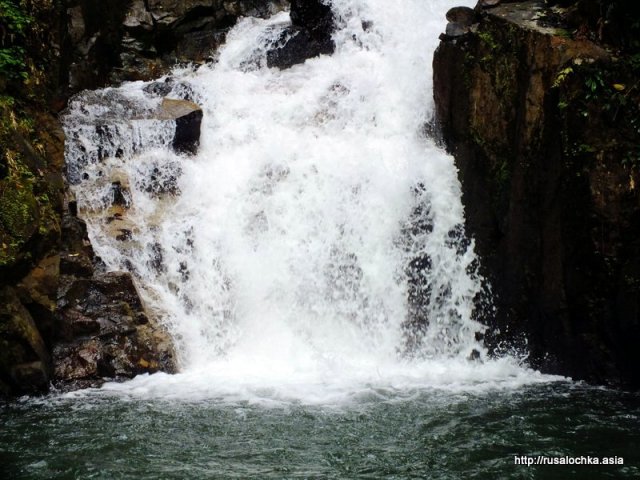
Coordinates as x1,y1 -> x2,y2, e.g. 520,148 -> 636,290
0,162 -> 39,267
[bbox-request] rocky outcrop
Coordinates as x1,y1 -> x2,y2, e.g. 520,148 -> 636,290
267,0 -> 334,69
63,90 -> 203,189
53,204 -> 176,390
434,0 -> 640,388
62,0 -> 288,92
1,1 -> 220,397
0,190 -> 177,396
157,98 -> 203,154
0,107 -> 66,396
0,286 -> 52,395
2,0 -> 239,397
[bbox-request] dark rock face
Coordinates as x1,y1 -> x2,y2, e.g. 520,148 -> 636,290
63,0 -> 134,92
157,98 -> 203,154
53,207 -> 176,390
62,0 -> 288,92
267,28 -> 334,69
54,271 -> 176,387
289,0 -> 332,29
547,0 -> 640,53
267,0 -> 334,69
173,109 -> 203,154
2,0 -> 279,398
433,0 -> 640,388
0,287 -> 52,395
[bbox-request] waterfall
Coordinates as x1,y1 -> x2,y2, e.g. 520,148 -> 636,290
62,0 -> 545,401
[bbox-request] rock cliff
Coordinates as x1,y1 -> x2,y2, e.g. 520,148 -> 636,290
434,0 -> 640,388
62,0 -> 288,92
0,0 -> 304,397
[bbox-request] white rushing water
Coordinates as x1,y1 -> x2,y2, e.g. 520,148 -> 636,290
62,0 -> 559,402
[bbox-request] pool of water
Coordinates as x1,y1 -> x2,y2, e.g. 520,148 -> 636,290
2,381 -> 638,479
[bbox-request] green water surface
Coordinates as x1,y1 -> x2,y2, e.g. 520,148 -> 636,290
1,383 -> 638,479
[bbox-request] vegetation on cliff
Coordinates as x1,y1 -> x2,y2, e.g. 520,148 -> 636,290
0,0 -> 63,275
0,0 -> 180,397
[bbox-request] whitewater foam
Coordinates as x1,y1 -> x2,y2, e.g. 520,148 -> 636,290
61,0 -> 564,402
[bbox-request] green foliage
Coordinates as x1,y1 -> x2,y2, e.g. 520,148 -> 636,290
0,2 -> 61,270
0,95 -> 60,267
0,0 -> 31,33
0,0 -> 33,83
584,72 -> 605,101
553,67 -> 574,89
0,47 -> 27,79
0,166 -> 38,266
475,23 -> 519,109
556,57 -> 640,169
477,31 -> 498,51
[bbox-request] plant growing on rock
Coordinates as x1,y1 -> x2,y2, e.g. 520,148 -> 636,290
0,0 -> 32,83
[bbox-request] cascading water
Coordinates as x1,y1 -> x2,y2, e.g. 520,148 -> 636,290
6,4 -> 640,478
61,0 -> 550,401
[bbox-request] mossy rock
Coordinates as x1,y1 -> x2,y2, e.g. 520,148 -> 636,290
0,112 -> 63,270
0,172 -> 39,267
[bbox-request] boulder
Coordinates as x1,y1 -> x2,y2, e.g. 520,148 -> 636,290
444,22 -> 473,38
267,0 -> 335,69
157,98 -> 203,154
267,28 -> 334,69
54,271 -> 177,388
442,7 -> 479,39
63,93 -> 204,175
446,7 -> 478,25
0,287 -> 52,395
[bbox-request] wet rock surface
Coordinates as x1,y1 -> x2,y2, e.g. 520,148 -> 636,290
63,92 -> 203,186
434,0 -> 640,388
52,206 -> 176,390
0,287 -> 52,395
267,0 -> 335,69
157,98 -> 203,154
54,271 -> 176,387
0,185 -> 177,397
62,0 -> 288,91
2,1 -> 299,397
